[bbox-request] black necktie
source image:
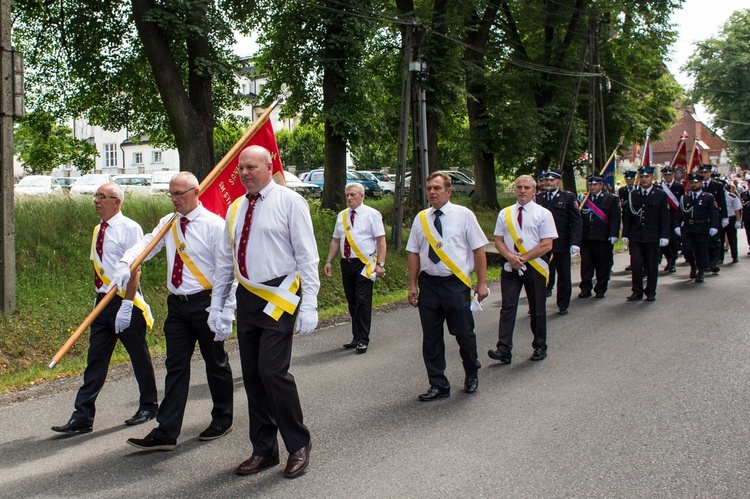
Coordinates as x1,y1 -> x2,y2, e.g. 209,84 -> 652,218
428,210 -> 443,264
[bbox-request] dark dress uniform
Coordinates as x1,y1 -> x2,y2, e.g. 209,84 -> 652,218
618,182 -> 636,270
535,189 -> 582,312
657,181 -> 685,271
741,189 -> 750,251
679,190 -> 719,281
622,186 -> 670,299
703,178 -> 728,269
579,191 -> 621,297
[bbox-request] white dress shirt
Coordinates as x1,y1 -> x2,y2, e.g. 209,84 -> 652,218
494,200 -> 557,253
406,201 -> 488,277
332,203 -> 385,258
726,192 -> 742,215
93,212 -> 144,293
213,181 -> 320,300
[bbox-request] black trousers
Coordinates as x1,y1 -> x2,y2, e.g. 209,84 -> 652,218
72,295 -> 157,424
660,230 -> 681,264
236,282 -> 309,456
341,258 -> 374,344
723,216 -> 738,261
151,294 -> 233,442
497,265 -> 548,356
546,252 -> 571,310
579,240 -> 614,295
629,241 -> 660,296
417,273 -> 480,391
708,231 -> 723,267
681,230 -> 710,271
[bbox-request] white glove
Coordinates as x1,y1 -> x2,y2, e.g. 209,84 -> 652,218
659,238 -> 669,247
609,237 -> 617,245
470,289 -> 490,312
709,228 -> 719,237
674,227 -> 681,236
213,308 -> 235,342
115,300 -> 133,334
621,237 -> 629,244
207,306 -> 223,334
722,218 -> 729,228
109,262 -> 132,292
735,221 -> 742,229
295,294 -> 318,336
570,245 -> 580,254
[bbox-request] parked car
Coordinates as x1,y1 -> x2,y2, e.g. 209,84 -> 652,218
305,169 -> 383,198
283,171 -> 322,198
404,170 -> 475,197
297,171 -> 310,182
69,173 -> 112,197
14,175 -> 64,196
56,177 -> 78,191
361,170 -> 396,195
113,174 -> 152,196
150,170 -> 179,196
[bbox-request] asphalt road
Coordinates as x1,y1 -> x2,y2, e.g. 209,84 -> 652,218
2,243 -> 750,498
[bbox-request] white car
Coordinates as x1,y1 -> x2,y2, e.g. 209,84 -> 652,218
150,170 -> 179,196
69,174 -> 112,197
283,171 -> 322,198
362,171 -> 396,195
14,175 -> 64,196
113,174 -> 152,196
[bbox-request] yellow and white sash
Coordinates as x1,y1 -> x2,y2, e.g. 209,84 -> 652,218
227,197 -> 301,320
418,210 -> 472,289
90,226 -> 155,328
171,219 -> 212,290
503,207 -> 549,283
342,209 -> 376,278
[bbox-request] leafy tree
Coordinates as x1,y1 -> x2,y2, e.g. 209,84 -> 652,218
15,111 -> 98,174
213,114 -> 251,165
685,9 -> 750,168
275,122 -> 326,173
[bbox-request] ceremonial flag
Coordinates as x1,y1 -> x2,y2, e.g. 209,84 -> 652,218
684,139 -> 703,190
671,132 -> 689,185
201,119 -> 285,218
641,131 -> 652,167
602,154 -> 616,190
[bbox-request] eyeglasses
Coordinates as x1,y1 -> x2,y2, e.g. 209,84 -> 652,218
166,187 -> 197,198
93,194 -> 118,200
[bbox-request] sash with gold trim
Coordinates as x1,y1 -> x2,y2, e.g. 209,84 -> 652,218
502,207 -> 549,283
171,219 -> 212,290
418,210 -> 472,289
90,226 -> 155,328
227,197 -> 301,320
342,209 -> 376,278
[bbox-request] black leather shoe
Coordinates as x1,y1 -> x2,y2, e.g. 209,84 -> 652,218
464,375 -> 478,394
625,265 -> 632,271
667,264 -> 677,273
51,419 -> 92,435
689,267 -> 697,279
418,386 -> 450,401
530,349 -> 547,361
695,270 -> 704,283
342,340 -> 357,349
732,258 -> 739,264
127,434 -> 176,451
487,349 -> 511,364
626,293 -> 643,301
595,293 -> 605,299
545,288 -> 553,297
558,308 -> 568,316
198,423 -> 233,441
645,295 -> 656,302
355,341 -> 368,354
712,264 -> 720,273
578,291 -> 592,298
124,409 -> 157,426
235,454 -> 280,475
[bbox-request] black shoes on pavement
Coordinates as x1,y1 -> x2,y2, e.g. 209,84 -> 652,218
530,349 -> 547,361
127,434 -> 177,451
198,423 -> 233,441
418,386 -> 450,401
51,419 -> 92,435
487,349 -> 512,364
344,340 -> 368,353
124,409 -> 157,426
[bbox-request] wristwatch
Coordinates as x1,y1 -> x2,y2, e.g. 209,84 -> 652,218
376,262 -> 385,268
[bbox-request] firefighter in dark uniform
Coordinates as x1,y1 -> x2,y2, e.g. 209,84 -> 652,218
741,185 -> 750,253
621,166 -> 670,301
535,169 -> 582,315
676,173 -> 720,282
657,166 -> 685,272
619,170 -> 637,271
578,175 -> 621,299
699,164 -> 728,272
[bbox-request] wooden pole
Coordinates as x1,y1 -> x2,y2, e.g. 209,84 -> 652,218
579,141 -> 621,211
48,97 -> 284,368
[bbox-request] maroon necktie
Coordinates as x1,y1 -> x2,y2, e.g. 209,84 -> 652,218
514,206 -> 523,253
238,194 -> 260,278
171,217 -> 189,288
343,209 -> 356,258
94,221 -> 108,288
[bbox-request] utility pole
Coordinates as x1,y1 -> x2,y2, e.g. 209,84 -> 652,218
0,0 -> 23,314
392,21 -> 414,250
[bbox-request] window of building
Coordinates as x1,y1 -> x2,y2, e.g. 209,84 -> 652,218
133,152 -> 143,165
104,144 -> 118,168
152,150 -> 163,163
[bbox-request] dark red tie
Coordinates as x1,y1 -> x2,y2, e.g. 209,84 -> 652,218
94,221 -> 108,288
514,206 -> 523,253
238,194 -> 260,278
171,217 -> 189,288
343,209 -> 356,258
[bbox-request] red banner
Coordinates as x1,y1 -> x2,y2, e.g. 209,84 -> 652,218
201,119 -> 285,218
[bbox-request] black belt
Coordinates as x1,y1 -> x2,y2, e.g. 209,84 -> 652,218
170,289 -> 212,301
341,257 -> 362,263
688,219 -> 708,225
421,272 -> 459,281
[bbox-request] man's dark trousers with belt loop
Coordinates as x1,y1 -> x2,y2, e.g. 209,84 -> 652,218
340,258 -> 374,346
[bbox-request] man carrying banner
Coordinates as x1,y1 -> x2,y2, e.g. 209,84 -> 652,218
324,182 -> 386,354
52,183 -> 158,435
658,166 -> 685,272
112,172 -> 236,451
622,166 -> 670,301
677,173 -> 720,282
578,175 -> 621,299
699,164 -> 729,272
210,145 -> 319,479
489,175 -> 557,364
407,172 -> 489,400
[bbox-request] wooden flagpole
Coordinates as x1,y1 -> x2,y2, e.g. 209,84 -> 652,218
48,96 -> 285,369
579,140 -> 622,212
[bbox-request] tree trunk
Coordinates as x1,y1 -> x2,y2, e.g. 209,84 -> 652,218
321,66 -> 347,211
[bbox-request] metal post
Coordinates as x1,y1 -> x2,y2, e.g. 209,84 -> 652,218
392,22 -> 414,251
419,88 -> 429,209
